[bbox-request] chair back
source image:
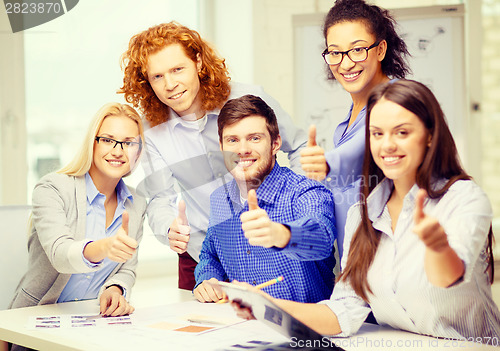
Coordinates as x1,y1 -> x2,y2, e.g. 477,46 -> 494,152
0,205 -> 31,310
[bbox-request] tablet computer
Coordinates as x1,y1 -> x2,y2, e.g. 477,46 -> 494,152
216,281 -> 343,350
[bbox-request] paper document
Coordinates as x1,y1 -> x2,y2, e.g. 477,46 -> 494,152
28,314 -> 132,329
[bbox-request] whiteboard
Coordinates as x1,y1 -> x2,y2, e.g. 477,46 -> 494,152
293,4 -> 467,166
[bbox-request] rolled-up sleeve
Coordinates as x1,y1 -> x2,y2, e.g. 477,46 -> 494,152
278,183 -> 336,260
436,181 -> 493,284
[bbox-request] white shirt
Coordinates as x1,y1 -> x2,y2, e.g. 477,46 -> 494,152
321,178 -> 500,339
138,82 -> 307,261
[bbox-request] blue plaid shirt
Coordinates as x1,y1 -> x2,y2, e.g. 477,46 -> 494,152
195,164 -> 336,303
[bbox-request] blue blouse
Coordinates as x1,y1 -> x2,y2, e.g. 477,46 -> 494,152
57,173 -> 132,302
324,104 -> 366,263
324,79 -> 397,264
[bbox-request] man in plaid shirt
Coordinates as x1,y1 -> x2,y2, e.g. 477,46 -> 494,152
194,95 -> 336,303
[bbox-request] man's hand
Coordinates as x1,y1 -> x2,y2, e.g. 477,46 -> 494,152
99,285 -> 134,317
240,190 -> 290,248
193,278 -> 225,303
300,125 -> 328,181
168,200 -> 190,254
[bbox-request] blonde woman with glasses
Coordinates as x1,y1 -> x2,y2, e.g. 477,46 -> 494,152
9,103 -> 146,328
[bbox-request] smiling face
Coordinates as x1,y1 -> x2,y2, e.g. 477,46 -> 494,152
147,44 -> 203,119
369,98 -> 431,192
221,116 -> 281,189
326,20 -> 387,102
89,115 -> 141,188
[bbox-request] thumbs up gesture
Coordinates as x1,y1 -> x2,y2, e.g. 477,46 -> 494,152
168,200 -> 191,254
240,190 -> 290,248
106,210 -> 139,263
300,125 -> 329,181
412,189 -> 449,252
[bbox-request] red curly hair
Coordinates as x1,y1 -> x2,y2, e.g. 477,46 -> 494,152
119,22 -> 231,127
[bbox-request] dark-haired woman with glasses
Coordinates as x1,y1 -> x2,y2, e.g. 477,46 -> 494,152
300,0 -> 411,263
9,103 -> 146,321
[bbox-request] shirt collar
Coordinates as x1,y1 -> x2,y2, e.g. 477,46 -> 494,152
344,104 -> 366,126
342,78 -> 398,128
168,109 -> 218,131
366,178 -> 420,222
85,172 -> 100,204
225,162 -> 283,206
256,162 -> 283,205
116,179 -> 134,205
85,172 -> 133,206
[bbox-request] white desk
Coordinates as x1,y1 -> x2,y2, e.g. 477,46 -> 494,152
0,294 -> 497,351
0,298 -> 290,351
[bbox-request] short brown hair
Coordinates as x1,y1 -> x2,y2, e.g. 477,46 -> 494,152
218,95 -> 280,143
119,21 -> 231,127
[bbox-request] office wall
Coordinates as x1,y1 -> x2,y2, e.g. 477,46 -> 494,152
482,4 -> 500,218
0,10 -> 27,205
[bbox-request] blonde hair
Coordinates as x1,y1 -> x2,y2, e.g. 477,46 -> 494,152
58,103 -> 144,177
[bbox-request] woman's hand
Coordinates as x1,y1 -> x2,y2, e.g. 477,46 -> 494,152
104,211 -> 138,262
228,281 -> 272,320
84,211 -> 138,263
413,189 -> 450,252
300,125 -> 329,181
99,285 -> 134,317
230,300 -> 256,320
413,189 -> 465,287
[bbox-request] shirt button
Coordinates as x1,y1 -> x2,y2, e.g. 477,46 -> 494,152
247,250 -> 251,255
291,243 -> 297,248
326,177 -> 332,182
252,281 -> 256,285
86,275 -> 91,279
218,173 -> 222,177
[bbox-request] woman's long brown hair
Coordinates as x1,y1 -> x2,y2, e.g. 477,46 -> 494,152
339,79 -> 494,302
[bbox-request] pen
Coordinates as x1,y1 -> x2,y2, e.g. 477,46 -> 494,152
255,276 -> 284,289
216,276 -> 284,304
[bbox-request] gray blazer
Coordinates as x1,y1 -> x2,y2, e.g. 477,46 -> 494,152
9,172 -> 146,309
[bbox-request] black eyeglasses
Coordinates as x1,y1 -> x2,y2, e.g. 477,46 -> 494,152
95,136 -> 141,150
322,41 -> 380,65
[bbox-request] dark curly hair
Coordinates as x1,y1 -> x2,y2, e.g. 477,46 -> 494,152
119,22 -> 231,127
323,0 -> 411,80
